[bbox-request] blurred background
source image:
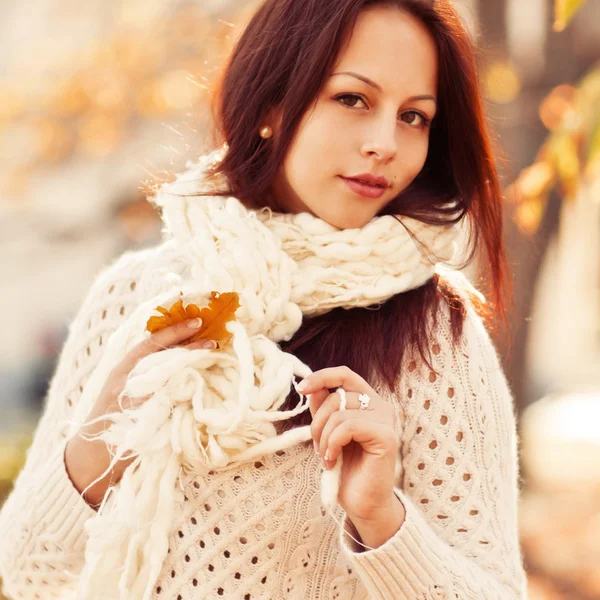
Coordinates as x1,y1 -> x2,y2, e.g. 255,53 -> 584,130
0,0 -> 599,597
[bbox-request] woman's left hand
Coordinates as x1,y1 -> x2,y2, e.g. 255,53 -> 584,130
297,366 -> 400,523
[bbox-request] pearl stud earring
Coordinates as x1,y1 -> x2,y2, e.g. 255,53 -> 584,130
259,125 -> 273,139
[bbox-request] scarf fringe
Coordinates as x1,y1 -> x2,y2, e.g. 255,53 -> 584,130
67,146 -> 460,599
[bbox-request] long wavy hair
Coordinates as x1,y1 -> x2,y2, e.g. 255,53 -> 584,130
164,0 -> 512,431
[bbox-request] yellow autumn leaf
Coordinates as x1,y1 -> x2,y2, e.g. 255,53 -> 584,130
146,291 -> 240,349
554,0 -> 587,32
515,195 -> 548,234
585,118 -> 600,178
516,161 -> 556,199
548,133 -> 581,199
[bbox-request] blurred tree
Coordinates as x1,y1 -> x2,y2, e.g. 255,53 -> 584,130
494,0 -> 599,418
509,0 -> 599,233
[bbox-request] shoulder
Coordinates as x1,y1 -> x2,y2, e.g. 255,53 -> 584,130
58,244 -> 167,380
398,271 -> 516,451
402,268 -> 510,410
431,267 -> 502,369
70,242 -> 174,327
80,245 -> 159,302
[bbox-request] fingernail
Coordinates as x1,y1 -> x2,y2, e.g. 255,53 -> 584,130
201,340 -> 216,349
324,450 -> 330,461
297,379 -> 308,391
313,441 -> 320,455
188,318 -> 202,328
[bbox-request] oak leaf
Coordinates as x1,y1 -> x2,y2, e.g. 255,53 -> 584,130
146,291 -> 240,349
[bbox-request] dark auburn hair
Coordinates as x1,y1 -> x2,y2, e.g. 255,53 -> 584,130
170,0 -> 512,431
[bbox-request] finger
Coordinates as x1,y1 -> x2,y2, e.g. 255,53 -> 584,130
310,391 -> 343,451
182,340 -> 218,351
120,318 -> 204,373
307,388 -> 329,418
317,400 -> 348,458
297,366 -> 374,406
323,419 -> 397,466
318,393 -> 393,458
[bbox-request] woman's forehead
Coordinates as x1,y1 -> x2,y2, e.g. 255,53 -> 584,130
333,6 -> 438,95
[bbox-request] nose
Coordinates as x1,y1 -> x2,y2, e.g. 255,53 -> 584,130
360,115 -> 398,163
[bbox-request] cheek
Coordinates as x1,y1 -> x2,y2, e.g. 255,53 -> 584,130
295,101 -> 343,152
299,116 -> 340,157
399,136 -> 430,180
286,121 -> 337,180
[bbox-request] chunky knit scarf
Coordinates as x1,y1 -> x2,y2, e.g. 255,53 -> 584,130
67,146 -> 460,599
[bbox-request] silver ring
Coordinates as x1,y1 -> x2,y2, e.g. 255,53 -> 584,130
358,393 -> 371,410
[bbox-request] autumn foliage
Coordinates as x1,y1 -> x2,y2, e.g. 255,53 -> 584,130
146,291 -> 240,349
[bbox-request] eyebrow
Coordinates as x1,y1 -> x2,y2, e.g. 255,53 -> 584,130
331,71 -> 437,105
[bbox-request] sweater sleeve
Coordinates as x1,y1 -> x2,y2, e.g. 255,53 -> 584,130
0,248 -> 150,600
338,299 -> 528,599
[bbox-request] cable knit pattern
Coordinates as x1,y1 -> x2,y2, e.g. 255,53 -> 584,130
338,288 -> 528,599
0,245 -> 526,600
0,250 -> 527,599
30,149 -> 459,600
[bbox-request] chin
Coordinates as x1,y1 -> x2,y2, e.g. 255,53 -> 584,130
323,212 -> 375,230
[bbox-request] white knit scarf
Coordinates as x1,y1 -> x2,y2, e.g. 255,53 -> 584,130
66,145 -> 460,599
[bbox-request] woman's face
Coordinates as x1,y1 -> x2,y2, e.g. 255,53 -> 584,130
270,5 -> 438,229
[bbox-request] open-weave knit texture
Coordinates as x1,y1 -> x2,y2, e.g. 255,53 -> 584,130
0,151 -> 527,599
0,250 -> 527,599
24,147 -> 458,600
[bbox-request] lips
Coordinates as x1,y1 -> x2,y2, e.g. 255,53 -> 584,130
350,178 -> 385,188
340,176 -> 388,199
346,173 -> 390,188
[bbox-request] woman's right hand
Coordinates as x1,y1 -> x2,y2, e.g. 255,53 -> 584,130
64,317 -> 216,509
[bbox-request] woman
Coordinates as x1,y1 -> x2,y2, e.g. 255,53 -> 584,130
0,0 -> 527,598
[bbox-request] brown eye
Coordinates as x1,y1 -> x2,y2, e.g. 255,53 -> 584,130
401,111 -> 430,128
335,93 -> 367,109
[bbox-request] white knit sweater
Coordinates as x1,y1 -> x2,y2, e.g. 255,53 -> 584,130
0,245 -> 528,599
